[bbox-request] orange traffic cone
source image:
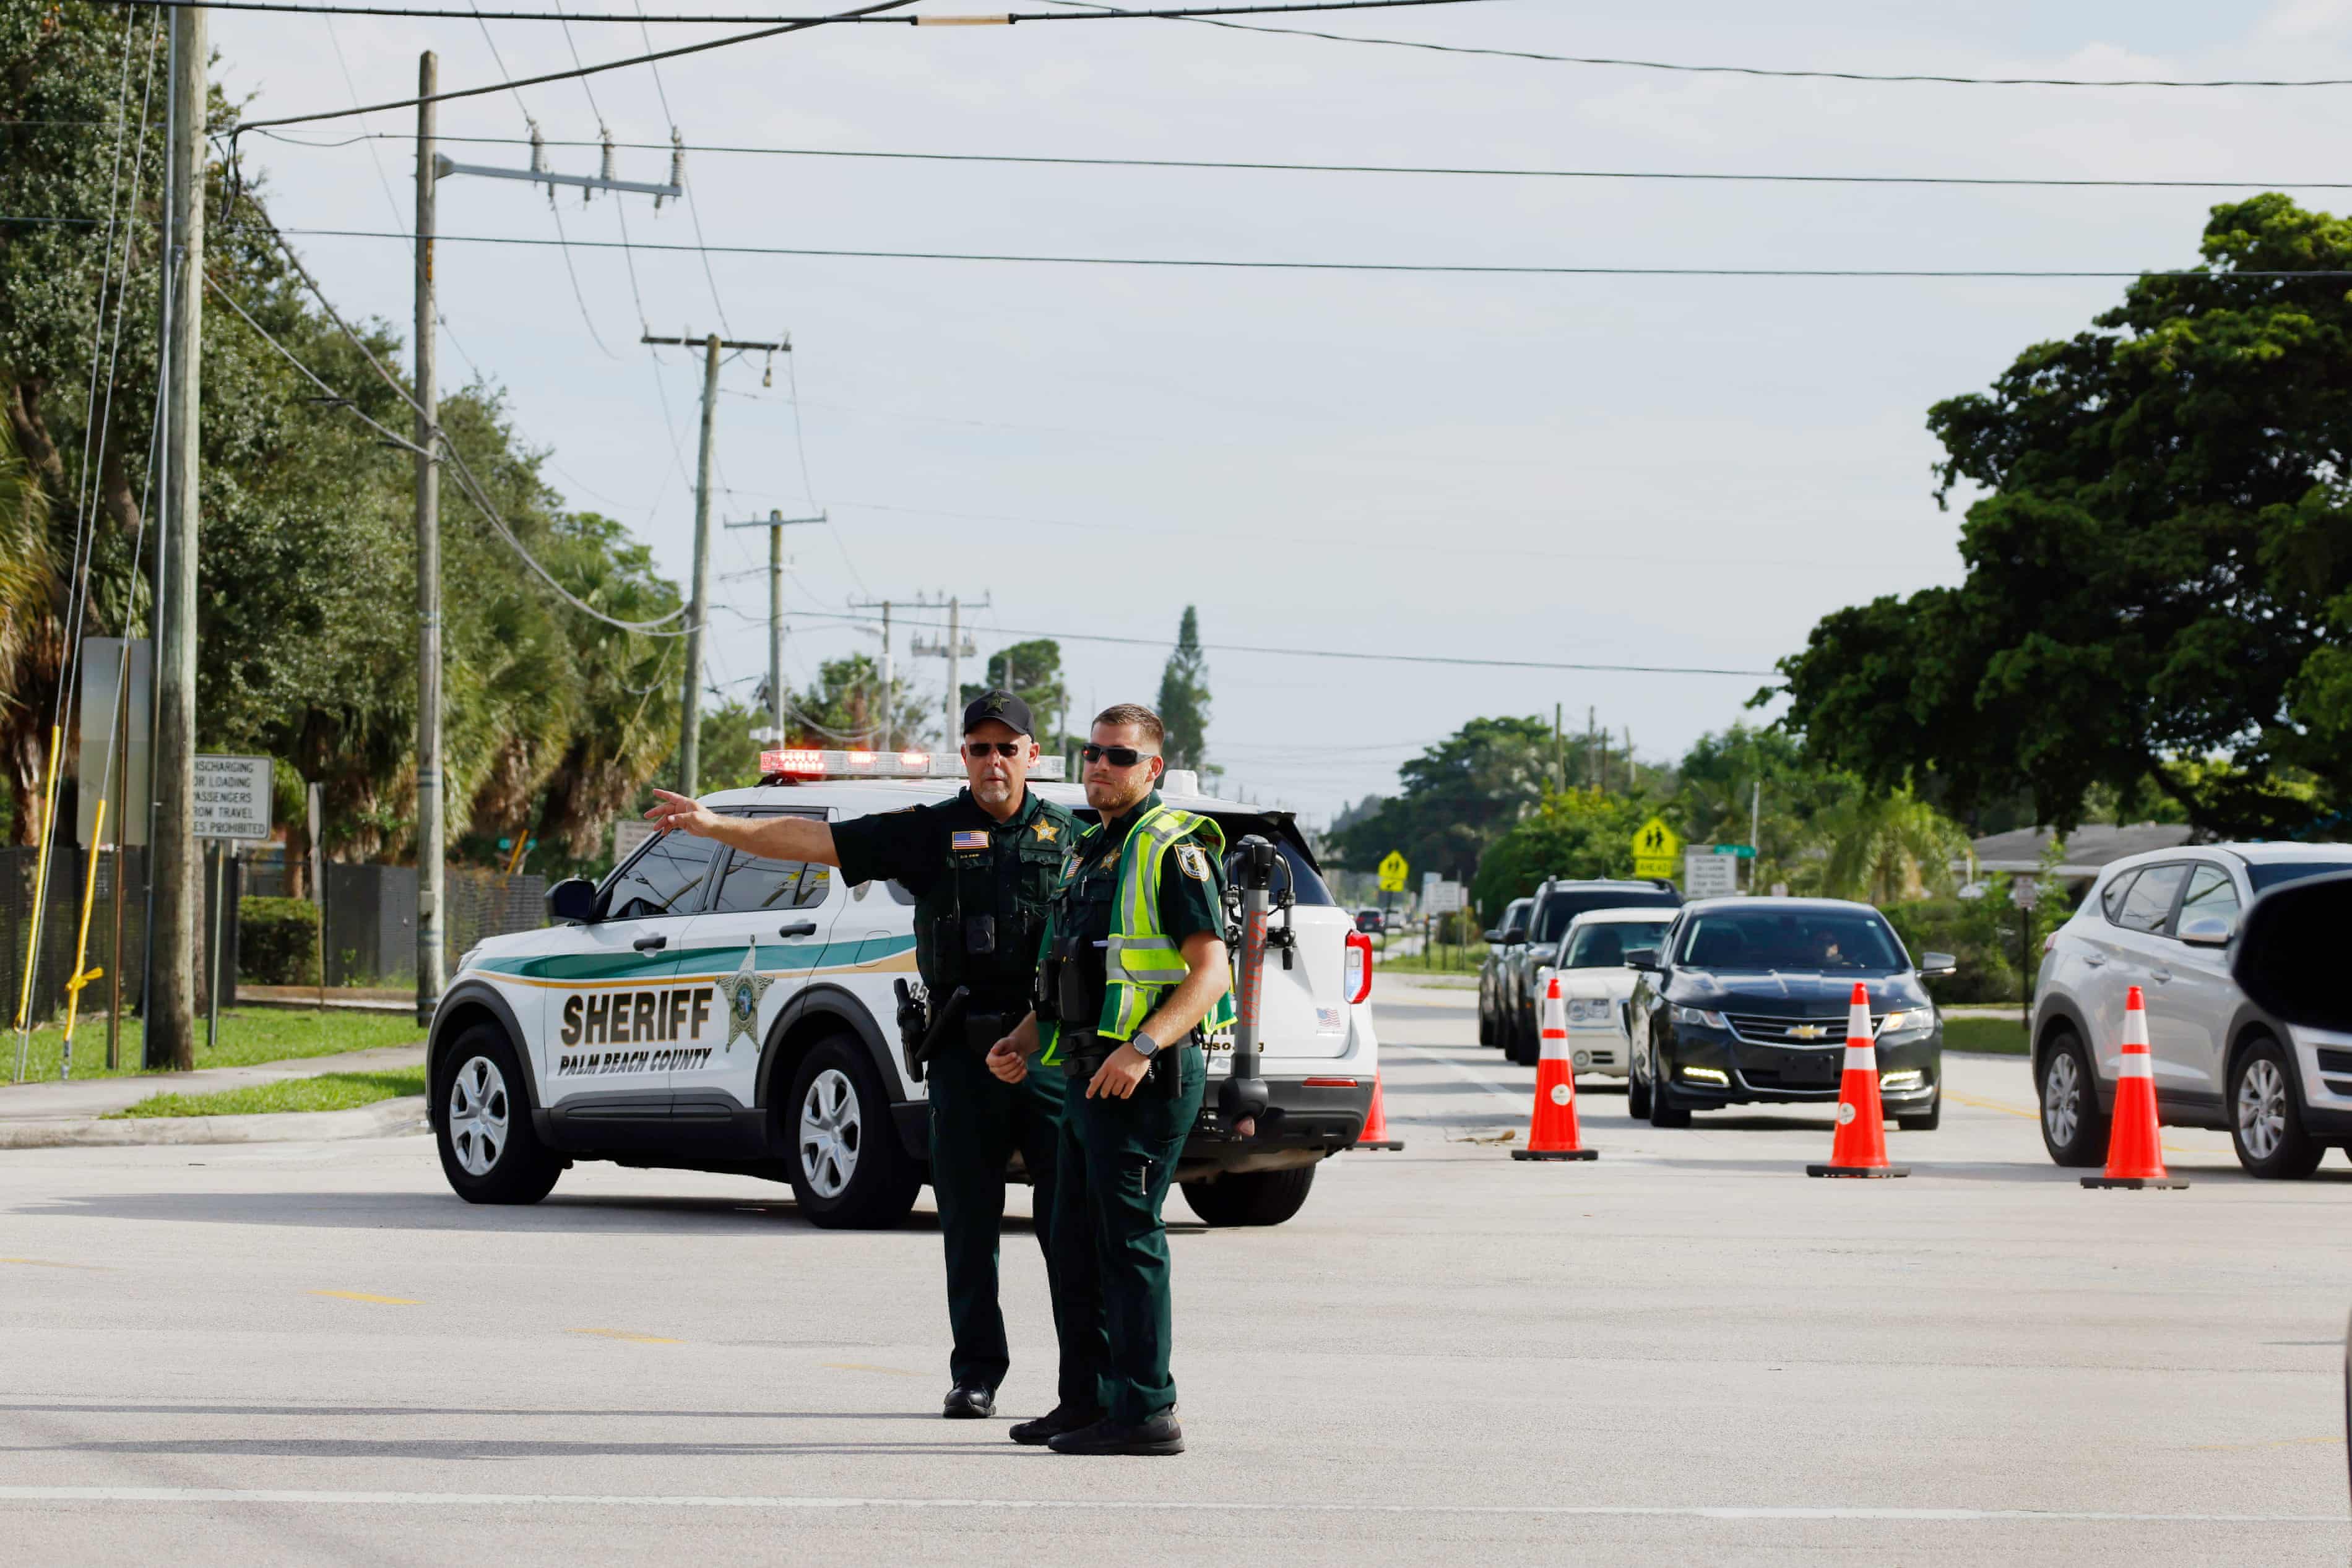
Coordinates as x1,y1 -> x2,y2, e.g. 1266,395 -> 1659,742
1354,1072 -> 1403,1151
1513,977 -> 1598,1161
1807,981 -> 1909,1178
2083,984 -> 2188,1190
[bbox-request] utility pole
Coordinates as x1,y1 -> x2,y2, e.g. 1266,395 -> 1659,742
150,0 -> 205,1071
412,51 -> 444,1028
851,593 -> 945,749
1553,701 -> 1564,794
724,509 -> 824,742
641,330 -> 789,795
912,595 -> 984,744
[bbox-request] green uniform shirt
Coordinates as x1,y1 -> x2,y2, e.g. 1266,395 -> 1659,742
831,786 -> 1079,1011
1055,789 -> 1227,1019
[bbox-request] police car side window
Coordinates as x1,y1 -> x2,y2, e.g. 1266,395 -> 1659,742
712,850 -> 828,913
598,830 -> 719,921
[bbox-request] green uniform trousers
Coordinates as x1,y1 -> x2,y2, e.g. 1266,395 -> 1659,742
1050,1046 -> 1207,1426
925,1042 -> 1089,1405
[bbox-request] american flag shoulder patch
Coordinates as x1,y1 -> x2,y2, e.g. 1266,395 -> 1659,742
951,830 -> 989,851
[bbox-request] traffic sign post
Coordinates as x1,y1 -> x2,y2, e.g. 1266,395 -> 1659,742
193,756 -> 273,1058
1630,817 -> 1680,881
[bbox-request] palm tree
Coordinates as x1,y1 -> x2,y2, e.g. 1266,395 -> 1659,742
0,417 -> 61,844
1815,788 -> 1967,906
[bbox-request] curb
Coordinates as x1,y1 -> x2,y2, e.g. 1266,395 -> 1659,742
0,1096 -> 428,1150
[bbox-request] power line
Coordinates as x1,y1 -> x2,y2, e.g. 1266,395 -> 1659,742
779,607 -> 1776,676
1037,0 -> 2352,88
246,225 -> 2352,278
119,0 -> 1490,22
232,0 -> 920,134
246,130 -> 2352,191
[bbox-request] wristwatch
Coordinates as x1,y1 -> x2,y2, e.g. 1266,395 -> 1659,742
1128,1030 -> 1161,1061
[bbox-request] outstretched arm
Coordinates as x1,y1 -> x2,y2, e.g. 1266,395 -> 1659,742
644,789 -> 841,866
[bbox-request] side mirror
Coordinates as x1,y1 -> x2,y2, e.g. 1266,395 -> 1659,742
546,876 -> 597,924
1624,947 -> 1659,972
2177,915 -> 2234,949
1503,926 -> 1528,946
1918,950 -> 1958,978
1482,929 -> 1504,944
2233,872 -> 2352,1027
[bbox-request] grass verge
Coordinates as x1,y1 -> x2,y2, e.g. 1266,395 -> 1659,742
1372,941 -> 1486,977
6,1007 -> 424,1085
106,1067 -> 427,1119
1944,1015 -> 2028,1055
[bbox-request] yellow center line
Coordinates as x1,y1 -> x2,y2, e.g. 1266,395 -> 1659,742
0,1257 -> 111,1271
1946,1092 -> 2213,1157
566,1328 -> 681,1344
821,1363 -> 923,1377
309,1290 -> 422,1306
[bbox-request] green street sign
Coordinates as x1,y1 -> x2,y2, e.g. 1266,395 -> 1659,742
1709,844 -> 1757,859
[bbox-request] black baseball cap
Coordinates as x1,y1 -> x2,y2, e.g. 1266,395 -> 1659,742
962,689 -> 1035,738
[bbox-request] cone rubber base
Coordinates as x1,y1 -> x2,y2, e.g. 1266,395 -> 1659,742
1806,1164 -> 1911,1178
1354,1140 -> 1404,1152
2082,1175 -> 2189,1189
1512,1147 -> 1598,1161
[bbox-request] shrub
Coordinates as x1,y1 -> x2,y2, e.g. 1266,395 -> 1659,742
239,897 -> 321,986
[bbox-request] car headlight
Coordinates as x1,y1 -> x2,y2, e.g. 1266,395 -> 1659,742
456,945 -> 482,975
1877,1009 -> 1932,1040
1674,1005 -> 1728,1030
1567,998 -> 1611,1023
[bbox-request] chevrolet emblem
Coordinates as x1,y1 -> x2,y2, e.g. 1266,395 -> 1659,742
1789,1024 -> 1827,1040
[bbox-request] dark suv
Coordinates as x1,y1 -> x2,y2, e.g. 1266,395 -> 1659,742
1624,897 -> 1952,1129
1497,878 -> 1682,1065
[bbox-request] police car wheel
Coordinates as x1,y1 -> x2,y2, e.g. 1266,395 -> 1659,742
1477,1000 -> 1495,1047
1180,1166 -> 1315,1227
784,1034 -> 920,1230
434,1025 -> 561,1205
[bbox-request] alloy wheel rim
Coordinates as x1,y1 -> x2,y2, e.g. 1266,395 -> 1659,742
2044,1051 -> 2080,1147
2237,1058 -> 2286,1160
447,1054 -> 509,1177
799,1067 -> 862,1200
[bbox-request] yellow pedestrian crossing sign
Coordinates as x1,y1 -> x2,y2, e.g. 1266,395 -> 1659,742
1377,851 -> 1410,893
1630,817 -> 1680,880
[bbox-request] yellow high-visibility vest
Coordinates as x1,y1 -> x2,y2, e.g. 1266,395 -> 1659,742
1040,803 -> 1235,1059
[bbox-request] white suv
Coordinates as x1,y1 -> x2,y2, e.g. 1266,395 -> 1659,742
425,759 -> 1381,1228
2031,842 -> 2352,1178
1536,907 -> 1677,1079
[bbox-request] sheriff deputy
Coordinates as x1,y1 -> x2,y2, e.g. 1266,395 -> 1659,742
644,691 -> 1084,1428
984,702 -> 1234,1457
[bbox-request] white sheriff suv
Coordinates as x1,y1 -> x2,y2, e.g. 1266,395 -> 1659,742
425,752 -> 1381,1229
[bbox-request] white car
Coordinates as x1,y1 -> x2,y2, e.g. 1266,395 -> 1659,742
425,753 -> 1381,1228
1534,907 -> 1678,1078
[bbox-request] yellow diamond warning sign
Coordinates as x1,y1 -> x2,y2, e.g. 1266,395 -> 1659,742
1377,851 -> 1410,893
1630,817 -> 1680,881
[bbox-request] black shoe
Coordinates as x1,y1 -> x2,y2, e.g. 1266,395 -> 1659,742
941,1384 -> 995,1419
1009,1402 -> 1104,1445
1046,1413 -> 1184,1456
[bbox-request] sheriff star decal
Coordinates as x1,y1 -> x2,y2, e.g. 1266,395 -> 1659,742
1031,820 -> 1059,843
714,939 -> 775,1052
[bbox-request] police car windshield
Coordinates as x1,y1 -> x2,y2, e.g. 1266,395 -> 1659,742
1562,920 -> 1670,968
1676,908 -> 1906,973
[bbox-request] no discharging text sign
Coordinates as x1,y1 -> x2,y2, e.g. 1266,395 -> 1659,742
193,754 -> 274,842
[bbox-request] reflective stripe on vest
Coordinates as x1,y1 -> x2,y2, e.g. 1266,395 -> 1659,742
1040,803 -> 1235,1053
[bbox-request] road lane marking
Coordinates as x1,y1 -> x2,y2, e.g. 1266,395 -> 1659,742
1389,1041 -> 1527,1115
566,1329 -> 680,1345
0,1257 -> 110,1271
819,1363 -> 923,1377
309,1291 -> 421,1306
0,1487 -> 2332,1523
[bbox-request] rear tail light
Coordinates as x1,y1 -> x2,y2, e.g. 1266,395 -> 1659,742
1343,931 -> 1374,1004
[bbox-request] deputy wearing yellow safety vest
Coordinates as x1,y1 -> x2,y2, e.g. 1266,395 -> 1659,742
986,702 -> 1233,1456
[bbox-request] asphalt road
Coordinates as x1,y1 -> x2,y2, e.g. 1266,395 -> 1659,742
3,983 -> 2347,1566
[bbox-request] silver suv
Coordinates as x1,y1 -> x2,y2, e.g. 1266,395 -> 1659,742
2031,842 -> 2352,1178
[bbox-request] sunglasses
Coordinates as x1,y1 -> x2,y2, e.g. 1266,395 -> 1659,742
1082,744 -> 1156,768
963,741 -> 1026,758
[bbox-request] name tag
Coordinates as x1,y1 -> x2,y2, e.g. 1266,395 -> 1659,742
951,830 -> 989,851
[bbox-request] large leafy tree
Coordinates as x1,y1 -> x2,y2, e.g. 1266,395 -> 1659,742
1469,787 -> 1655,917
962,636 -> 1070,743
1773,196 -> 2352,840
1327,715 -> 1554,882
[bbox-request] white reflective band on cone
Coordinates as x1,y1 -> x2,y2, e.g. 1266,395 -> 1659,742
1539,1032 -> 1572,1062
1843,1045 -> 1876,1071
2122,1006 -> 2150,1048
2116,1052 -> 2154,1079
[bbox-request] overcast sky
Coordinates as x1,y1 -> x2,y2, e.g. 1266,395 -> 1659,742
207,0 -> 2352,825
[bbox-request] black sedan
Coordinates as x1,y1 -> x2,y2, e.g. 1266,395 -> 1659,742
1625,898 -> 1952,1131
